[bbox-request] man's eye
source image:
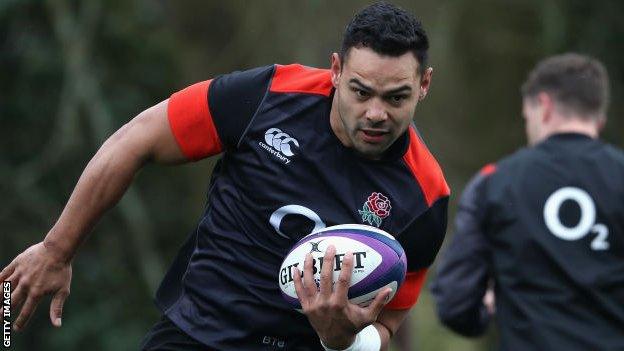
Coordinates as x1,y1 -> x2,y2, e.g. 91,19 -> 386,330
390,95 -> 406,103
353,88 -> 369,98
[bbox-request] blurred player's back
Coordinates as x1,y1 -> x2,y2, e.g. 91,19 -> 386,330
484,133 -> 624,350
432,54 -> 624,351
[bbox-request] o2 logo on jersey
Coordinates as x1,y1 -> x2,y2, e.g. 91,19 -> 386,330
269,205 -> 326,239
543,187 -> 609,250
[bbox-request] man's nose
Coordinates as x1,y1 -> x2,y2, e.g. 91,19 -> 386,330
365,99 -> 388,123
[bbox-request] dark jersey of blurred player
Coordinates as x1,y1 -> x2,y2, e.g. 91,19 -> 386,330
432,133 -> 624,350
152,64 -> 449,350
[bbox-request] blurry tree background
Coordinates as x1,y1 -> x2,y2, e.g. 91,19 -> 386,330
1,0 -> 622,350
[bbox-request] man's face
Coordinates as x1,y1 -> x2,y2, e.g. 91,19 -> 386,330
330,47 -> 431,159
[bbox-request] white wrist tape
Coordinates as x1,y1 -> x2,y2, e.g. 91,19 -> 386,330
320,325 -> 381,351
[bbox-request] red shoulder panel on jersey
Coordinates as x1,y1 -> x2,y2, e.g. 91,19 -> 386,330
402,127 -> 450,206
168,80 -> 223,160
269,64 -> 333,97
479,163 -> 497,176
385,269 -> 427,310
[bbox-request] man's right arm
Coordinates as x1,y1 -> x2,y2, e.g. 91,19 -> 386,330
1,64 -> 276,332
44,99 -> 185,261
0,99 -> 188,331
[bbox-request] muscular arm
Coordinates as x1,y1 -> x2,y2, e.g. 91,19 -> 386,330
2,67 -> 272,331
0,100 -> 190,330
44,100 -> 185,261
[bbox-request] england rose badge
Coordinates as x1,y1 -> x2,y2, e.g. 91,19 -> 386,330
359,192 -> 391,227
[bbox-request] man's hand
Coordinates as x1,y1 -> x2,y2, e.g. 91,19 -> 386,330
483,288 -> 496,316
293,245 -> 391,349
0,242 -> 72,331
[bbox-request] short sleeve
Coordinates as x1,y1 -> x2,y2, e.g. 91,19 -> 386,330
385,126 -> 451,310
398,196 -> 449,272
167,65 -> 275,160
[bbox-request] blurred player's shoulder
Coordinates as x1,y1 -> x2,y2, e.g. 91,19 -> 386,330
484,142 -> 546,177
603,142 -> 624,163
478,163 -> 497,176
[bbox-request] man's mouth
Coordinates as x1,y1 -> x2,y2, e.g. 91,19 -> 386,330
360,129 -> 389,143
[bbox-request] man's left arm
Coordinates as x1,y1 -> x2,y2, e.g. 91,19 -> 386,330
371,195 -> 450,349
293,194 -> 450,350
430,170 -> 493,337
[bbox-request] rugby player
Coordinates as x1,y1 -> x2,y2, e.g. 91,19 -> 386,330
432,53 -> 624,350
1,3 -> 449,350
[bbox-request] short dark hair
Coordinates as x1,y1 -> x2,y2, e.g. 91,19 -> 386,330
340,2 -> 429,74
521,53 -> 610,118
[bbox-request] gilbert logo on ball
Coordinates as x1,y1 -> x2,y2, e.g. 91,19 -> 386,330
278,224 -> 406,310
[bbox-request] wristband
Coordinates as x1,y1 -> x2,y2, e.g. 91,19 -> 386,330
320,325 -> 381,351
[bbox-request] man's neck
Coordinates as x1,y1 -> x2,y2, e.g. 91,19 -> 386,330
545,120 -> 600,140
329,92 -> 352,148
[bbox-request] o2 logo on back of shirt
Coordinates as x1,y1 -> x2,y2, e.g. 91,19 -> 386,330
543,187 -> 609,250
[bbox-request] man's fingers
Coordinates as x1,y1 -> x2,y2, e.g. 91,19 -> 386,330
319,245 -> 336,297
302,253 -> 317,296
50,290 -> 69,327
292,267 -> 308,309
334,251 -> 353,298
10,285 -> 26,311
14,295 -> 41,331
365,288 -> 392,321
6,272 -> 20,291
483,289 -> 496,315
0,261 -> 16,282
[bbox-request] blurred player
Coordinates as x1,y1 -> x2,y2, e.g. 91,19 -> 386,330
432,53 -> 624,350
1,2 -> 449,350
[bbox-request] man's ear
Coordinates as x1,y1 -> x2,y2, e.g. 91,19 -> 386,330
330,52 -> 341,88
537,92 -> 554,123
418,67 -> 433,101
597,116 -> 607,132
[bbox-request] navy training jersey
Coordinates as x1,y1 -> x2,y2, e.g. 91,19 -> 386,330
157,64 -> 450,350
432,133 -> 624,350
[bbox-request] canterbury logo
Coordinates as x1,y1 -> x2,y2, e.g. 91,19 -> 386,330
264,128 -> 299,157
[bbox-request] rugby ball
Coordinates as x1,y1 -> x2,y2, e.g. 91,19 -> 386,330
278,224 -> 406,310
